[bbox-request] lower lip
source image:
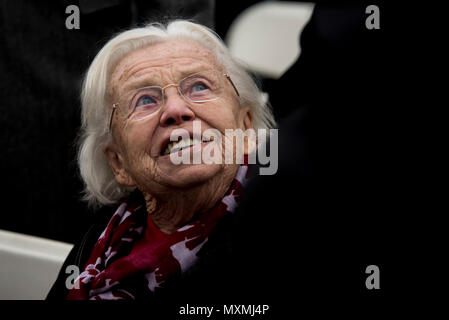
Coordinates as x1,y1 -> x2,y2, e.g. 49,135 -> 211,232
160,141 -> 212,159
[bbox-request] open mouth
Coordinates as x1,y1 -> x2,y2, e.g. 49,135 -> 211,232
161,136 -> 212,156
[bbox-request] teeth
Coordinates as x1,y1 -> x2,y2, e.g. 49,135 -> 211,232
164,137 -> 210,155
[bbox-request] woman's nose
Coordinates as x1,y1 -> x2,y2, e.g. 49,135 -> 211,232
159,87 -> 195,126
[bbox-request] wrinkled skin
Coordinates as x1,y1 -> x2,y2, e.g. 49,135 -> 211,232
105,39 -> 253,233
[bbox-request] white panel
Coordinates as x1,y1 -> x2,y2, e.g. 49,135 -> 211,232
0,229 -> 73,300
226,2 -> 314,79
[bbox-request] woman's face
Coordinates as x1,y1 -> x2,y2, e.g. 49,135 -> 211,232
106,39 -> 253,195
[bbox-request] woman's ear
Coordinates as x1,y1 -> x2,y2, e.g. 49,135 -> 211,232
241,107 -> 254,131
239,108 -> 256,155
104,145 -> 136,187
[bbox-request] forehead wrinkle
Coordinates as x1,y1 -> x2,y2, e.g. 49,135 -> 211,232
110,40 -> 221,100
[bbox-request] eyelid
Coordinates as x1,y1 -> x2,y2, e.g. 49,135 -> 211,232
134,88 -> 161,98
183,77 -> 213,89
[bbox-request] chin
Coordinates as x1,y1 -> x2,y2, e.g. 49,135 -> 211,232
160,163 -> 223,188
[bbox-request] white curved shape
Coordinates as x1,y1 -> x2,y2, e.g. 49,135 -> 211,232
226,1 -> 314,79
0,229 -> 73,299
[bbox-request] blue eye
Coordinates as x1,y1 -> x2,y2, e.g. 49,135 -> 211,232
191,82 -> 208,92
136,95 -> 157,107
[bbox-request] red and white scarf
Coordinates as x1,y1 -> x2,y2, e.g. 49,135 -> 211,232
67,164 -> 249,300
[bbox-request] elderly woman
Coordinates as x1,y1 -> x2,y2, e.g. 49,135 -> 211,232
47,20 -> 275,300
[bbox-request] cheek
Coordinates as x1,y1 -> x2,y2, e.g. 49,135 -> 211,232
196,99 -> 241,131
120,123 -> 156,166
122,137 -> 159,187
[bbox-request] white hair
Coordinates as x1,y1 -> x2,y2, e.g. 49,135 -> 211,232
78,20 -> 276,208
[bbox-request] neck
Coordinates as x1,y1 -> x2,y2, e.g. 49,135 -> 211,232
143,165 -> 237,234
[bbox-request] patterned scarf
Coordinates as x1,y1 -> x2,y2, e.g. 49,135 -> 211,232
67,164 -> 249,300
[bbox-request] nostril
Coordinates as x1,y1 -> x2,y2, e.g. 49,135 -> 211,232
165,118 -> 175,125
161,109 -> 194,126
